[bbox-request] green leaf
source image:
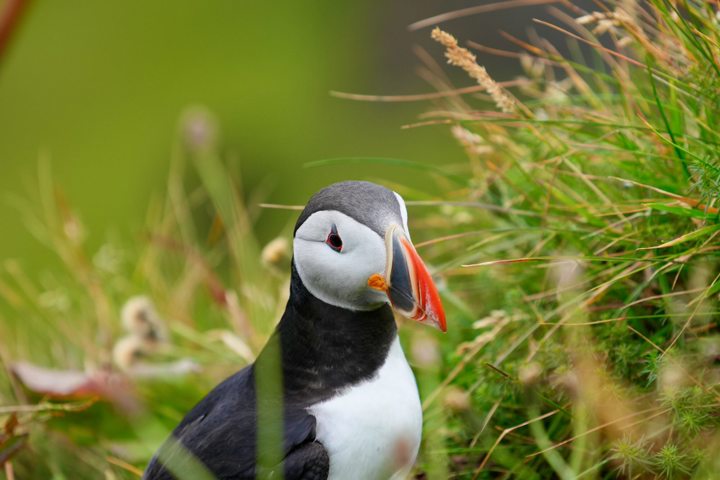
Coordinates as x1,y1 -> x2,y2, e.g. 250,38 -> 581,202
640,224 -> 720,249
647,203 -> 718,220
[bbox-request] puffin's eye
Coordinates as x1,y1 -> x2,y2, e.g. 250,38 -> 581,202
325,225 -> 343,252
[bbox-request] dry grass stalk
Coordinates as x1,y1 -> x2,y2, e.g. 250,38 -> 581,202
450,125 -> 493,156
575,7 -> 667,64
431,28 -> 517,114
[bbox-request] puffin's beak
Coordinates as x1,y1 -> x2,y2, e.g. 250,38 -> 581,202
369,224 -> 447,332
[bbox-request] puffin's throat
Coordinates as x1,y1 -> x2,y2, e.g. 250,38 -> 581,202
269,264 -> 397,404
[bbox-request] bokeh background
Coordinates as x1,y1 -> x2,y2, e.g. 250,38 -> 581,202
0,0 -> 589,275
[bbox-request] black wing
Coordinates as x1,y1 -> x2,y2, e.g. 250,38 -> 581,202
143,365 -> 328,480
276,441 -> 329,479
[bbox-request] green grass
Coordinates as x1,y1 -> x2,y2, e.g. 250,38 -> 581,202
2,1 -> 720,479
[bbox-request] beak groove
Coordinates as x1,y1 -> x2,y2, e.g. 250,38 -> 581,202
379,224 -> 447,332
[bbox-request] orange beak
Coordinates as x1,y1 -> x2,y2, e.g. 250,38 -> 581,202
369,224 -> 447,332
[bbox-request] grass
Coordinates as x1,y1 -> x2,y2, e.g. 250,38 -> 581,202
2,0 -> 720,479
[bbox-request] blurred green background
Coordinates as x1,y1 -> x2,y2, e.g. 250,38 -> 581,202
0,0 -> 585,274
0,0 -> 450,275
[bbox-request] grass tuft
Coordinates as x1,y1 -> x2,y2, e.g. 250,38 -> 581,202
407,0 -> 720,477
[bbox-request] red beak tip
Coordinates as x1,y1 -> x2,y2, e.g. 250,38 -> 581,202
436,315 -> 448,333
396,234 -> 448,333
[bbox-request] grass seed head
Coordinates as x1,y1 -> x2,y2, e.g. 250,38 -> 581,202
431,27 -> 516,114
120,295 -> 167,344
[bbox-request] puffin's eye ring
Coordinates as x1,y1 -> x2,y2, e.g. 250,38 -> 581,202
325,225 -> 343,252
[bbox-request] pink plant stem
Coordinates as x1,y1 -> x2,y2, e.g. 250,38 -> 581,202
0,0 -> 31,64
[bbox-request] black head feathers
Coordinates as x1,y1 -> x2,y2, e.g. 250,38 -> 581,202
294,181 -> 404,237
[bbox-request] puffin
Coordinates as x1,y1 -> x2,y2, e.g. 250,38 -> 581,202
144,181 -> 446,480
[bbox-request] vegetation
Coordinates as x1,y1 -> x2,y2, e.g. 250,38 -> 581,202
2,1 -> 720,479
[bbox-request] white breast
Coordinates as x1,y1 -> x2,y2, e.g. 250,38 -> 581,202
309,337 -> 422,480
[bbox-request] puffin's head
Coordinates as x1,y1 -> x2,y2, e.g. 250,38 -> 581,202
293,181 -> 446,331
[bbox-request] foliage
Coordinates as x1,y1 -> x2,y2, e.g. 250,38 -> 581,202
413,1 -> 720,478
0,108 -> 288,479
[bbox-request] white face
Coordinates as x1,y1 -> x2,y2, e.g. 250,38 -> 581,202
393,191 -> 411,240
294,210 -> 389,311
